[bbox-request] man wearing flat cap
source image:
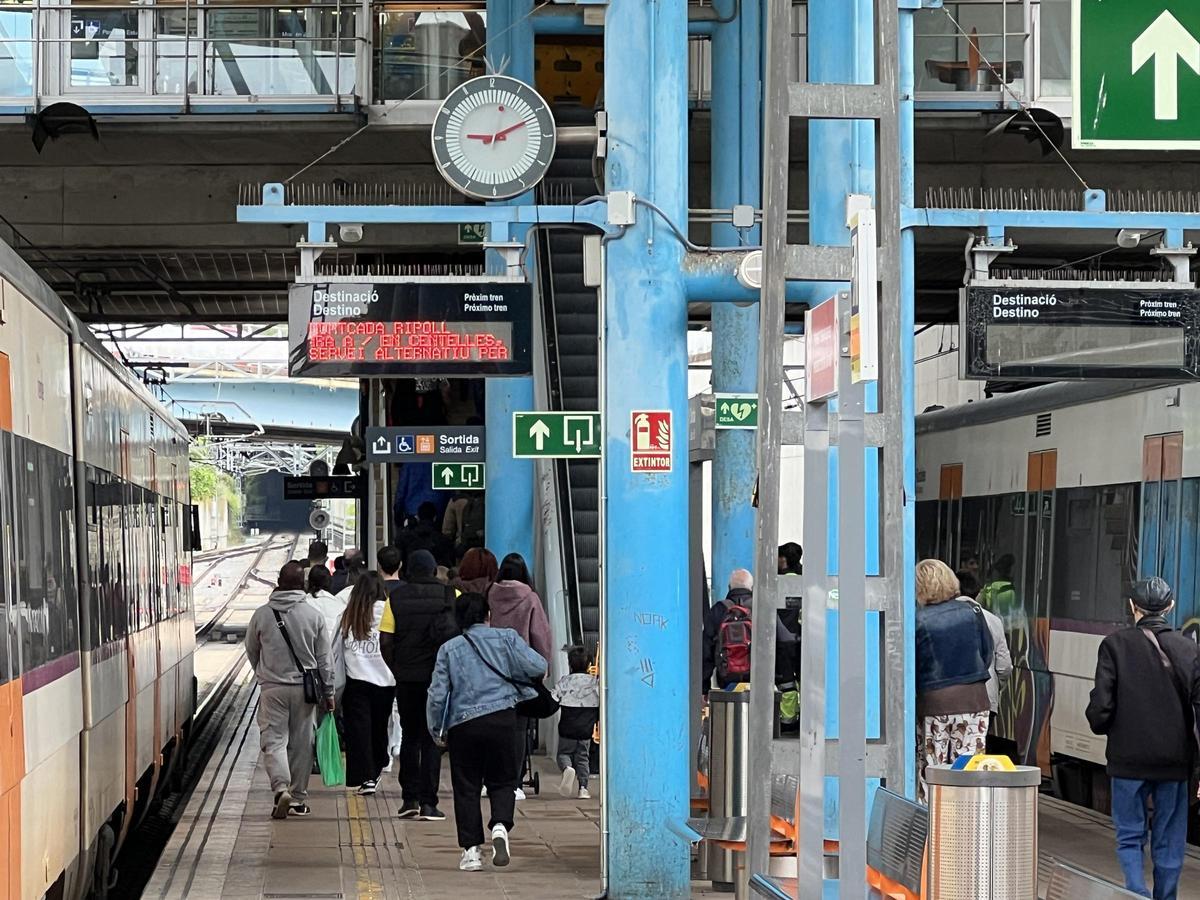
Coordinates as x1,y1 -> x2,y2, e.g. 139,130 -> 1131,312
1087,577 -> 1200,900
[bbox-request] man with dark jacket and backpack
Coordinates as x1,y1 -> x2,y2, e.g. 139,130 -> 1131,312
380,549 -> 459,821
702,569 -> 755,697
1086,577 -> 1200,900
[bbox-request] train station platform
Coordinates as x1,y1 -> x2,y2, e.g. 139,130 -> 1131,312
145,671 -> 728,900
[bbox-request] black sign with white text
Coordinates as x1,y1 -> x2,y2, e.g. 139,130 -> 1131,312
282,475 -> 366,500
288,282 -> 533,378
961,283 -> 1200,381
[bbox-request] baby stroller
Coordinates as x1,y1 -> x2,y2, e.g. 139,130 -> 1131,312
519,716 -> 541,795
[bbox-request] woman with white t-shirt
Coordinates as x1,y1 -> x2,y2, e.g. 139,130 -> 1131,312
336,571 -> 397,794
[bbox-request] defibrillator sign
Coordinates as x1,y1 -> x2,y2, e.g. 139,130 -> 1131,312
631,410 -> 672,473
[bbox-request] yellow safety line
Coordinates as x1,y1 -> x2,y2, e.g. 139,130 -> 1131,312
346,792 -> 386,898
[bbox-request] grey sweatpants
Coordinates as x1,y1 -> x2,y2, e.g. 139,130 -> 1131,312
258,684 -> 317,799
556,738 -> 591,788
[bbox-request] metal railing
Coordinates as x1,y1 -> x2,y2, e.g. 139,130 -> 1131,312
0,0 -> 363,105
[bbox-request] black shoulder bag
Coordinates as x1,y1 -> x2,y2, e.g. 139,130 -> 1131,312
273,608 -> 325,704
462,632 -> 558,719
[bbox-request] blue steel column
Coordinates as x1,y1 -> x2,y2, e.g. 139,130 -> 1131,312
602,0 -> 691,894
709,0 -> 761,595
484,0 -> 536,567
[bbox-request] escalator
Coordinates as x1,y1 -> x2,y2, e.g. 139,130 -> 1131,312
539,104 -> 601,650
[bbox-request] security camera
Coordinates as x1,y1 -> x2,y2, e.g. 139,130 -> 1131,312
339,223 -> 364,243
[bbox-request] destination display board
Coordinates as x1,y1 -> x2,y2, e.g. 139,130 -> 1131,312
288,282 -> 533,377
960,282 -> 1200,381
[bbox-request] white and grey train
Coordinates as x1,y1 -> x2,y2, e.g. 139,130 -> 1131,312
918,380 -> 1200,806
0,237 -> 195,899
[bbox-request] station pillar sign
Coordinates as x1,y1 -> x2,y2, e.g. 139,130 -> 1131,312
1074,1 -> 1200,149
805,296 -> 839,402
512,412 -> 602,458
630,410 -> 672,473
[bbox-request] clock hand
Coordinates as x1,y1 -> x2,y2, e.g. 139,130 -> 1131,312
493,120 -> 527,142
465,133 -> 495,144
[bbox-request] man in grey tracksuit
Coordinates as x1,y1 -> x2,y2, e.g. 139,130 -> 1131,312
246,561 -> 336,819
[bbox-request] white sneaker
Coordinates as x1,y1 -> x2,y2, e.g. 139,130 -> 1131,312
578,787 -> 591,800
459,846 -> 483,872
514,787 -> 526,801
491,824 -> 510,867
558,766 -> 578,797
481,786 -> 488,797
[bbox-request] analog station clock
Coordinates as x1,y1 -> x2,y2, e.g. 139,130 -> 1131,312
431,75 -> 557,201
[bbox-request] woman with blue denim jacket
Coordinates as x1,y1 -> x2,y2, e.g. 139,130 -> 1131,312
426,592 -> 548,872
915,559 -> 994,803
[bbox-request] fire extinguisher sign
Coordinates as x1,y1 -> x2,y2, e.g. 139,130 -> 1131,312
630,410 -> 673,473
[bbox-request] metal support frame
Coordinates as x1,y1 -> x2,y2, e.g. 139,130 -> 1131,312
709,0 -> 761,618
753,0 -> 907,895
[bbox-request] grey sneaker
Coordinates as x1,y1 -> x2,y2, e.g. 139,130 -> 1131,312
272,790 -> 293,820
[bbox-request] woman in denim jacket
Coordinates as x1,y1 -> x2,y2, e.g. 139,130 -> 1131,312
426,592 -> 547,872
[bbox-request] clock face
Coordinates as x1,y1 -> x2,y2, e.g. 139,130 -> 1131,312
431,75 -> 557,201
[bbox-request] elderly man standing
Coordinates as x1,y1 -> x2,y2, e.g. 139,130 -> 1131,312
701,569 -> 755,696
246,561 -> 336,819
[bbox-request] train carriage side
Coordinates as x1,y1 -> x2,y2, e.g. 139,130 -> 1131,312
917,382 -> 1200,798
0,230 -> 195,900
0,273 -> 85,900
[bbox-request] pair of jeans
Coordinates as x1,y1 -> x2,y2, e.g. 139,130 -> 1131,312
1111,776 -> 1189,899
556,737 -> 591,788
395,681 -> 442,807
342,678 -> 394,787
448,707 -> 519,849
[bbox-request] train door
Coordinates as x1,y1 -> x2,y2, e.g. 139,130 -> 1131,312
1140,434 -> 1184,608
930,463 -> 963,564
1011,449 -> 1056,771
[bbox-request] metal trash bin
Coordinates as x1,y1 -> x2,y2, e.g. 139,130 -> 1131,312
925,761 -> 1040,899
706,690 -> 749,892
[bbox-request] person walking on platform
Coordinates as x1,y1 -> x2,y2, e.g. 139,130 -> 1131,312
487,552 -> 553,800
336,571 -> 396,795
376,544 -> 403,593
1086,578 -> 1200,900
915,559 -> 993,804
552,646 -> 599,799
380,549 -> 458,821
245,561 -> 336,819
427,592 -> 548,872
451,547 -> 499,596
306,564 -> 347,644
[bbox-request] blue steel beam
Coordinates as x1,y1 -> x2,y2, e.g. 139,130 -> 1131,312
601,0 -> 691,893
483,0 -> 537,570
708,0 -> 761,598
530,6 -> 716,36
905,203 -> 1200,232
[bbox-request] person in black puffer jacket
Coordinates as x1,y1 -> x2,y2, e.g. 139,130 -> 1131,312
380,549 -> 459,821
1086,577 -> 1200,900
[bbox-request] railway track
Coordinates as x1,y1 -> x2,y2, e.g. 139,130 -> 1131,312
101,533 -> 306,900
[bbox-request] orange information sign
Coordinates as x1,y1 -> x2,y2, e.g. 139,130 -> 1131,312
806,296 -> 838,402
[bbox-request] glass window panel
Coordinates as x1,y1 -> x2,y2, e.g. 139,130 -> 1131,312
0,431 -> 10,684
70,8 -> 140,87
1051,486 -> 1099,623
915,2 -> 1026,95
0,10 -> 34,97
375,9 -> 482,102
155,8 -> 197,94
1038,0 -> 1070,96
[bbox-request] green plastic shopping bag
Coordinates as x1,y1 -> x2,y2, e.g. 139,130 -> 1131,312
316,713 -> 345,787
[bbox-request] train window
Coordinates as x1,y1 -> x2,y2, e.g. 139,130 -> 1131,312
14,439 -> 79,673
1051,484 -> 1138,627
85,470 -> 102,651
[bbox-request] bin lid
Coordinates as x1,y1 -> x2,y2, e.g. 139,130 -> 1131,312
708,689 -> 751,704
925,764 -> 1041,788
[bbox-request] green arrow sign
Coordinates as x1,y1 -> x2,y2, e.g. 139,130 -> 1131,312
1075,1 -> 1200,149
513,412 -> 602,458
432,463 -> 486,490
714,393 -> 759,430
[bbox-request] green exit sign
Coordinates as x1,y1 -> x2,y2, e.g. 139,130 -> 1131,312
714,393 -> 759,430
1075,0 -> 1200,149
512,412 -> 602,458
432,463 -> 485,490
458,223 -> 487,244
